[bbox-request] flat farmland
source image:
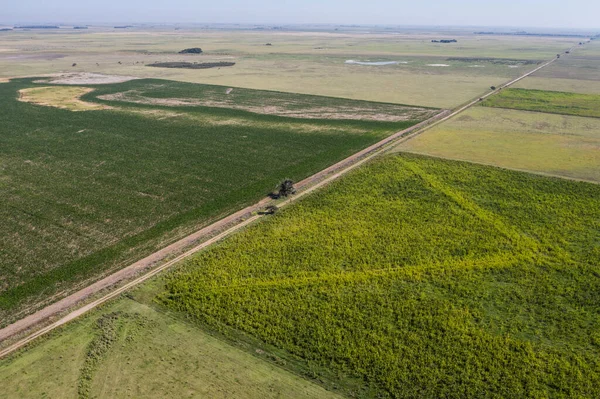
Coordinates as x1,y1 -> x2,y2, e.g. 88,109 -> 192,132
0,77 -> 430,324
396,107 -> 600,182
0,29 -> 577,107
158,153 -> 600,398
4,153 -> 599,398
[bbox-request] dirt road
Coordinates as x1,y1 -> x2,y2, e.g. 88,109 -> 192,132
0,50 -> 568,358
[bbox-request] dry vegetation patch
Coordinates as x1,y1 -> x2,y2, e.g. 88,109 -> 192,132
18,86 -> 108,111
99,89 -> 436,122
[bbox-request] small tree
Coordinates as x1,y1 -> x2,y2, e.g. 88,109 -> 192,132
278,179 -> 296,197
262,205 -> 278,215
490,86 -> 496,90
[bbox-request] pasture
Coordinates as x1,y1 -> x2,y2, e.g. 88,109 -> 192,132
159,153 -> 600,398
0,299 -> 339,398
396,107 -> 600,182
0,77 -> 426,324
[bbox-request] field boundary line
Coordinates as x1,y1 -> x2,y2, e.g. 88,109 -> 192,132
0,46 -> 568,357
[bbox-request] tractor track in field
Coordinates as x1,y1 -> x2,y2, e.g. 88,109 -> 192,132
0,49 -> 568,358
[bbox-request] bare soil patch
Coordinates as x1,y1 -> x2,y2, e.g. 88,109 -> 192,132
39,72 -> 138,85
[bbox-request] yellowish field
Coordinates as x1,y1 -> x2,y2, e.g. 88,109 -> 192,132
0,29 -> 577,107
395,107 -> 600,182
513,76 -> 600,95
18,86 -> 107,111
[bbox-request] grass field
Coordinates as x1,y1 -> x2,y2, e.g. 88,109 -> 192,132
0,77 -> 428,325
396,107 -> 600,182
157,153 -> 600,398
481,88 -> 600,118
0,29 -> 577,107
0,299 -> 339,398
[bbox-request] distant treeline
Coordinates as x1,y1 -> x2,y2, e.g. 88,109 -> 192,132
475,31 -> 593,38
432,39 -> 457,43
148,61 -> 235,69
14,25 -> 59,29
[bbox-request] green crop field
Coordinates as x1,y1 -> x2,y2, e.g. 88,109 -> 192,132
0,77 -> 429,324
481,88 -> 600,118
396,107 -> 600,182
0,298 -> 339,398
158,153 -> 600,398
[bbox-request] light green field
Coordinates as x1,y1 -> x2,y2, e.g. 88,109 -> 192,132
0,29 -> 576,107
396,107 -> 600,182
0,298 -> 340,399
481,88 -> 600,118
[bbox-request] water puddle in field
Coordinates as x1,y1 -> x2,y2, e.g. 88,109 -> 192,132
427,64 -> 450,67
345,60 -> 408,66
508,65 -> 521,68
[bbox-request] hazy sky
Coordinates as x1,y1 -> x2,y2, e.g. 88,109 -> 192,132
3,0 -> 599,29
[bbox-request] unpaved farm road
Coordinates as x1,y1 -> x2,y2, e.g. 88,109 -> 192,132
0,49 -> 570,358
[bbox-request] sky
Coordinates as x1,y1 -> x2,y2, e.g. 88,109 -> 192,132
3,0 -> 599,30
